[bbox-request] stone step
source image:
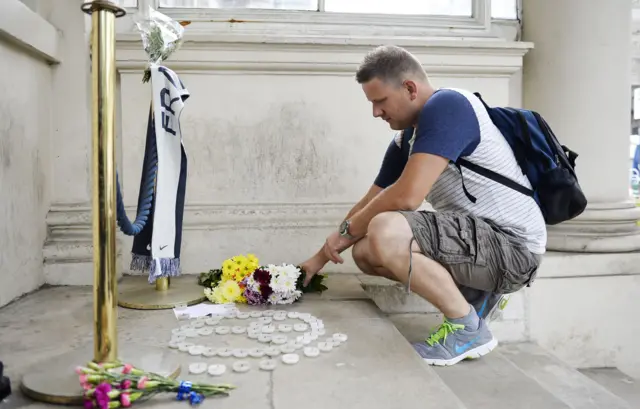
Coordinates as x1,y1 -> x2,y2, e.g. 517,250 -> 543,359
579,368 -> 640,408
496,343 -> 632,409
433,349 -> 572,409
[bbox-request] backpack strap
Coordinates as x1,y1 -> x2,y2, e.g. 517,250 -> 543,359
453,162 -> 478,203
456,158 -> 535,198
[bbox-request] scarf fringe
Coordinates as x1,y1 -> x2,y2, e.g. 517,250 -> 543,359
130,253 -> 181,284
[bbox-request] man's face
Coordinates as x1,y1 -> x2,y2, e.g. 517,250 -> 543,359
362,77 -> 418,130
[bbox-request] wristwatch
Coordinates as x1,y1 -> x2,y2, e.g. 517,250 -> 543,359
339,220 -> 355,240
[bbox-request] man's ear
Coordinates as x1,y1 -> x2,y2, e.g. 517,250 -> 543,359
403,80 -> 418,100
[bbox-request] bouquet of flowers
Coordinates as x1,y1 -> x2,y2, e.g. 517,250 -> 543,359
133,6 -> 191,83
77,361 -> 234,408
198,254 -> 328,305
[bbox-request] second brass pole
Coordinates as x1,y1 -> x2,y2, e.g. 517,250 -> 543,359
91,5 -> 119,363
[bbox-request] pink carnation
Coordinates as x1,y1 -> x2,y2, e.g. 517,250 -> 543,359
137,376 -> 148,389
121,364 -> 133,374
120,393 -> 131,407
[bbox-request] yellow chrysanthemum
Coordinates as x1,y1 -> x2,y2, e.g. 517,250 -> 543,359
221,280 -> 242,302
246,253 -> 259,266
205,286 -> 228,304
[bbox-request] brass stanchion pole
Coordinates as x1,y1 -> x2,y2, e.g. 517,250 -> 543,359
88,0 -> 120,364
20,2 -> 180,404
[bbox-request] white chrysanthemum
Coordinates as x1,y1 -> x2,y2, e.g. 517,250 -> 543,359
268,292 -> 284,305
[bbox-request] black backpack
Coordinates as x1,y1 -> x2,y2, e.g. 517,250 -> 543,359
455,93 -> 587,225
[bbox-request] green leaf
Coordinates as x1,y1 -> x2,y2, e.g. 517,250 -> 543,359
296,266 -> 328,294
198,269 -> 222,288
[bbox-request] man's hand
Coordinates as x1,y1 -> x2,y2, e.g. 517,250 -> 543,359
322,231 -> 354,264
300,251 -> 329,286
300,231 -> 356,286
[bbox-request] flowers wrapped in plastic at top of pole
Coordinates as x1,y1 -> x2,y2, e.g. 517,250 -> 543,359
134,6 -> 191,83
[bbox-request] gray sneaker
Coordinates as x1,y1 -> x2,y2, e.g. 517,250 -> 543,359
412,318 -> 498,366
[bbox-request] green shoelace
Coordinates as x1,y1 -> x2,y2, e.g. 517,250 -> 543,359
425,320 -> 465,346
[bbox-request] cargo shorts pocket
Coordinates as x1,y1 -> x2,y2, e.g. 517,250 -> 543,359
495,245 -> 540,294
432,213 -> 484,266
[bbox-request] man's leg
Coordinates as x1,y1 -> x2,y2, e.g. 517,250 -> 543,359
352,211 -> 497,366
459,286 -> 509,321
352,235 -> 399,281
354,239 -> 509,320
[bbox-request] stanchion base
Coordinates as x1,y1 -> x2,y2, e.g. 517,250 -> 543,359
118,275 -> 206,310
20,344 -> 181,405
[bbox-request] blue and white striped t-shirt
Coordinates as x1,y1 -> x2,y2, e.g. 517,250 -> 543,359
374,88 -> 546,254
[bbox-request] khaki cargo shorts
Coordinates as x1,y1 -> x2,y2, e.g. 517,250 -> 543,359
398,210 -> 542,294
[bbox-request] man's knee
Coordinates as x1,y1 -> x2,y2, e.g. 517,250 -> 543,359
351,239 -> 372,273
367,212 -> 414,265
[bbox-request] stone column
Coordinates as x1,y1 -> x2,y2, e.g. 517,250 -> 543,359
42,0 -> 97,285
522,0 -> 640,252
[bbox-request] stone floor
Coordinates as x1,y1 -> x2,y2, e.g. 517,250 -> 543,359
0,275 -> 465,409
2,274 -> 639,409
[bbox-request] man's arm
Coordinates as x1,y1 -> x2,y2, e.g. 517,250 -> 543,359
340,90 -> 482,241
300,133 -> 407,278
304,183 -> 383,266
347,153 -> 448,237
344,184 -> 384,222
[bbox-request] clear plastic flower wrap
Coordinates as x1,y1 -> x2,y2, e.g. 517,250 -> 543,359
134,6 -> 189,83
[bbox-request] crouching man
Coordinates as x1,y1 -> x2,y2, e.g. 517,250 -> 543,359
300,45 -> 545,366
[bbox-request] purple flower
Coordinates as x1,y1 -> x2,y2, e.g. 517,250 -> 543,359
83,399 -> 95,409
252,268 -> 273,300
244,287 -> 264,305
96,383 -> 112,394
94,383 -> 112,409
259,281 -> 273,300
253,268 -> 270,286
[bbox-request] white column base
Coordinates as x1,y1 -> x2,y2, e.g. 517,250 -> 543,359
546,201 -> 640,253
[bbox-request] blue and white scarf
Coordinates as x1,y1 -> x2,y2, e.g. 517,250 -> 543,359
129,65 -> 189,283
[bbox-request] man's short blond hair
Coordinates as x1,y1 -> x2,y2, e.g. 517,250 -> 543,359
355,45 -> 428,85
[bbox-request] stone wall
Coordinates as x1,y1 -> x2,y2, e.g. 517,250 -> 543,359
109,35 -> 528,277
0,0 -> 58,306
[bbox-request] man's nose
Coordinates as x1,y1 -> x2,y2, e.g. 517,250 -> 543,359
373,107 -> 383,118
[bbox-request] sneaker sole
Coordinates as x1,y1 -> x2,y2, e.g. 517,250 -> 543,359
422,337 -> 499,366
488,295 -> 510,321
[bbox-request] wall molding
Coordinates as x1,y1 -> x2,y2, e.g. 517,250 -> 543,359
43,202 -> 350,284
0,0 -> 60,63
116,34 -> 531,77
46,202 -> 351,234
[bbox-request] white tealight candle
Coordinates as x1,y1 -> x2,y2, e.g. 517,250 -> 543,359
188,362 -> 207,374
208,364 -> 226,376
232,361 -> 251,373
278,324 -> 292,333
303,347 -> 320,358
188,345 -> 206,356
259,359 -> 277,371
282,353 -> 300,365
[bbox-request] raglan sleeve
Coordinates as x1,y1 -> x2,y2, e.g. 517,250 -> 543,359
410,90 -> 481,161
373,131 -> 408,189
